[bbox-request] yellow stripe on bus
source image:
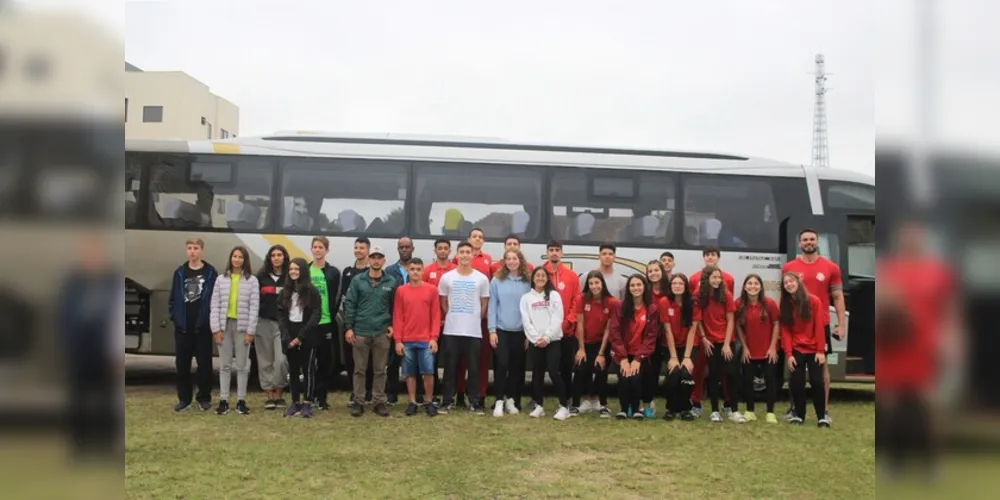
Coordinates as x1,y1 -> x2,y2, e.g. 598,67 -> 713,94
212,142 -> 241,154
263,235 -> 308,260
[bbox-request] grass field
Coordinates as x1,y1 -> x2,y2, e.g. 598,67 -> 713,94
126,386 -> 875,499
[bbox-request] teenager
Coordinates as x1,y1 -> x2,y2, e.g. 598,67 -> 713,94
521,267 -> 570,421
608,274 -> 661,420
488,249 -> 532,417
581,243 -> 626,301
659,251 -> 676,276
735,274 -> 780,423
689,247 -> 735,417
341,237 -> 373,407
451,228 -> 493,407
782,229 -> 845,422
256,244 -> 290,410
279,258 -> 321,418
439,241 -> 491,415
662,273 -> 700,421
382,236 -> 416,405
309,237 -> 342,411
696,266 -> 743,424
392,258 -> 442,417
780,272 -> 829,427
421,238 -> 456,400
168,238 -> 218,412
209,246 -> 260,416
344,245 -> 397,418
641,260 -> 670,418
571,271 -> 618,418
542,240 -> 581,414
491,234 -> 535,276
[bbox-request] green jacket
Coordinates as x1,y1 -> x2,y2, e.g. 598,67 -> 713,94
343,272 -> 398,337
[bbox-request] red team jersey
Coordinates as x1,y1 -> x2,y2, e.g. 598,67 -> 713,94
664,297 -> 702,347
421,261 -> 457,288
574,296 -> 619,344
782,256 -> 842,325
736,297 -> 780,359
697,290 -> 736,344
689,270 -> 736,296
780,294 -> 825,356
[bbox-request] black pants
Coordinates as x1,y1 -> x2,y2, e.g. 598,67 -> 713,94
707,343 -> 741,412
878,392 -> 935,472
315,324 -> 334,405
531,341 -> 568,408
442,336 -> 482,406
285,345 -> 318,403
642,344 -> 665,405
665,351 -> 696,414
572,342 -> 608,407
559,336 -> 578,407
494,330 -> 527,405
617,357 -> 648,414
790,351 -> 826,421
68,359 -> 119,461
174,329 -> 214,405
743,359 -> 777,413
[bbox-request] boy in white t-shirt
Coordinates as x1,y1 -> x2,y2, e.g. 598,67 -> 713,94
438,241 -> 490,415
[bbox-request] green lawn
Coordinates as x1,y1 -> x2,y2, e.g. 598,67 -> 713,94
126,386 -> 875,499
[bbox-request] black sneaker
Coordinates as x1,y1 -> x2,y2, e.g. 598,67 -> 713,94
663,411 -> 678,421
599,408 -> 612,418
405,402 -> 419,417
374,404 -> 390,417
438,402 -> 453,415
680,411 -> 695,422
198,401 -> 212,412
783,407 -> 797,422
348,393 -> 357,408
264,400 -> 277,411
470,403 -> 486,416
236,401 -> 250,415
425,402 -> 439,417
174,402 -> 191,413
216,401 -> 230,415
569,407 -> 581,417
818,417 -> 831,429
316,402 -> 331,412
416,395 -> 426,405
275,398 -> 287,408
350,403 -> 365,418
387,394 -> 399,406
456,394 -> 467,408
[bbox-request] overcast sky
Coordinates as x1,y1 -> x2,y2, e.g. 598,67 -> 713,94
116,1 -> 874,175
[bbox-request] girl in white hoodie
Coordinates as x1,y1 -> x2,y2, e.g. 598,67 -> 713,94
520,267 -> 571,421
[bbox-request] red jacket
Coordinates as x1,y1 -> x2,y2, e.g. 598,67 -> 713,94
608,303 -> 661,364
544,262 -> 581,333
780,294 -> 825,356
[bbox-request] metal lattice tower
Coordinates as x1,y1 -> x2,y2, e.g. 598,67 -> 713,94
811,54 -> 830,168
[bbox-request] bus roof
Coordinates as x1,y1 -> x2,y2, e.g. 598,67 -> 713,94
126,132 -> 871,182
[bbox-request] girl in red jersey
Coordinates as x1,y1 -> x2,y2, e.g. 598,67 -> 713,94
608,274 -> 661,420
640,261 -> 670,419
696,266 -> 742,424
780,272 -> 829,427
662,273 -> 700,421
571,271 -> 618,418
735,274 -> 780,424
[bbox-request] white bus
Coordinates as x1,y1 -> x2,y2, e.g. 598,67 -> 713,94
125,132 -> 876,382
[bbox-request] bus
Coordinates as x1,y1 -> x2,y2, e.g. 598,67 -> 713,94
125,132 -> 876,383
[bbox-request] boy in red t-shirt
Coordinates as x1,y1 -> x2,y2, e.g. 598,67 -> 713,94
393,259 -> 442,417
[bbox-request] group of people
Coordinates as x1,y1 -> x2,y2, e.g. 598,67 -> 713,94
169,227 -> 844,428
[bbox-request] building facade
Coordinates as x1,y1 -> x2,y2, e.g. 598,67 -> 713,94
125,63 -> 239,140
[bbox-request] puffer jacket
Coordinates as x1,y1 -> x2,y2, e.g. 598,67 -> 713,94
209,272 -> 261,335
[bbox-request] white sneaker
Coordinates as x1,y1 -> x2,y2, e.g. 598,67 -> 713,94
505,398 -> 520,415
729,411 -> 747,424
579,400 -> 594,414
493,401 -> 505,418
710,412 -> 723,423
553,406 -> 571,421
530,405 -> 545,418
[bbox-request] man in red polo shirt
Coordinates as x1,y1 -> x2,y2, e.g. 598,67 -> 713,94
782,229 -> 846,422
450,228 -> 493,406
689,246 -> 735,294
543,240 -> 581,410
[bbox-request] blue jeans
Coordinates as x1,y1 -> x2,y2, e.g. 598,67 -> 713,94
402,342 -> 435,377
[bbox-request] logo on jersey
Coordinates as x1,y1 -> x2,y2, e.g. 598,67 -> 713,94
584,304 -> 591,312
430,272 -> 437,279
816,272 -> 826,282
557,282 -> 566,291
668,308 -> 675,317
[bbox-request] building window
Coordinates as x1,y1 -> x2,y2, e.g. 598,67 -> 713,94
142,106 -> 163,123
281,158 -> 409,235
220,129 -> 229,139
125,159 -> 140,228
414,163 -> 543,240
147,156 -> 273,231
207,123 -> 212,139
683,175 -> 779,250
551,169 -> 676,245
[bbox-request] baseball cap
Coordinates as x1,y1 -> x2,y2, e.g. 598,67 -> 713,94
369,245 -> 385,258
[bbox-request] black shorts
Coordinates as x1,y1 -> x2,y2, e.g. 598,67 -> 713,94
825,325 -> 833,355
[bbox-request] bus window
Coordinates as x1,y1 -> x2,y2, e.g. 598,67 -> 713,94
683,175 -> 779,251
824,182 -> 875,212
550,169 -> 676,245
148,155 -> 273,231
126,160 -> 140,228
847,216 -> 875,277
281,159 -> 408,236
413,163 -> 543,240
